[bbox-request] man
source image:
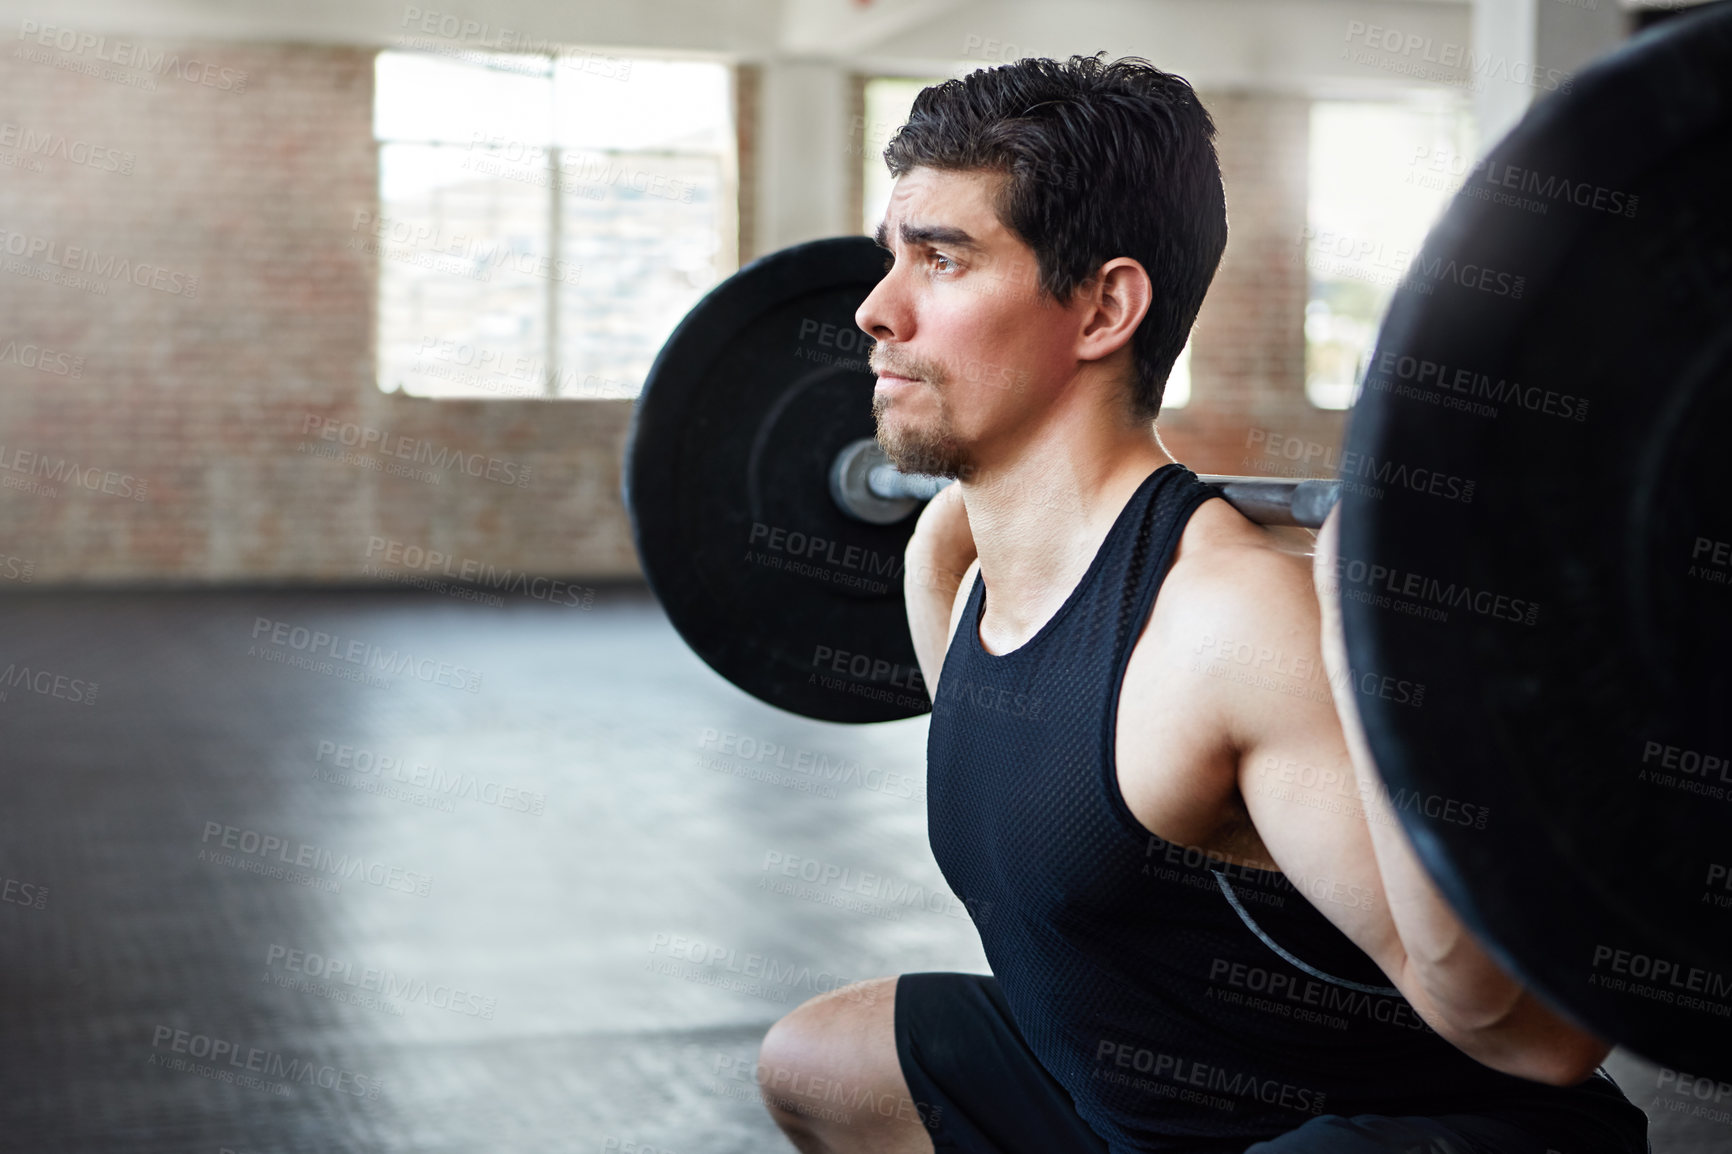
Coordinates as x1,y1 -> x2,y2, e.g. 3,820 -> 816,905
757,55 -> 1648,1153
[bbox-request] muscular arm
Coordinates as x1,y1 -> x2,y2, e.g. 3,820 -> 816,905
1192,517 -> 1609,1086
904,483 -> 979,697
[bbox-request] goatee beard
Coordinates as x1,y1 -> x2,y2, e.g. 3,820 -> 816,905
871,390 -> 971,480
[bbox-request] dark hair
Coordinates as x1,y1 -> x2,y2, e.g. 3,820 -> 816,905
884,54 -> 1227,421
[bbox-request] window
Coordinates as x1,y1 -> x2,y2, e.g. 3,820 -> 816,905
1163,339 -> 1192,410
859,76 -> 939,238
1304,98 -> 1474,409
371,49 -> 734,399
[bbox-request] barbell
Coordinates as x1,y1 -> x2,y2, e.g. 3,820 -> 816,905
622,6 -> 1732,1079
829,435 -> 1343,529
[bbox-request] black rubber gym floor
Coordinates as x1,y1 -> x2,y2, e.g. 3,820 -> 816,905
0,589 -> 1716,1152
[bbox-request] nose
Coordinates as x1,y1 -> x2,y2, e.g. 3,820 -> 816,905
855,262 -> 908,348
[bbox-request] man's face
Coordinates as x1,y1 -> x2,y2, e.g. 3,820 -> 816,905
857,166 -> 1079,479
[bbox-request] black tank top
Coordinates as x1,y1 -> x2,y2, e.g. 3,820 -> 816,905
926,463 -> 1644,1152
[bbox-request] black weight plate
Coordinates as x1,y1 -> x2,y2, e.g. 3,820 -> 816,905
625,236 -> 930,723
1340,5 -> 1732,1074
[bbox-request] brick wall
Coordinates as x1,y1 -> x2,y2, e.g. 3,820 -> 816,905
0,40 -> 640,585
1163,89 -> 1348,479
0,45 -> 1333,588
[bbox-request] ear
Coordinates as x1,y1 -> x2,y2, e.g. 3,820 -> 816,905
1074,257 -> 1152,364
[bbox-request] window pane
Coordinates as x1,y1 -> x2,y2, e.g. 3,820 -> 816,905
861,77 -> 940,235
555,152 -> 724,398
554,57 -> 731,151
1164,337 -> 1192,410
375,143 -> 551,399
1304,99 -> 1473,409
374,50 -> 553,145
374,50 -> 734,400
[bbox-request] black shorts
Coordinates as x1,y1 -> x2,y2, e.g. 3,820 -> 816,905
893,972 -> 1649,1154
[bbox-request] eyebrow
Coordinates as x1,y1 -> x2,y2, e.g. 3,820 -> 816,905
874,220 -> 982,252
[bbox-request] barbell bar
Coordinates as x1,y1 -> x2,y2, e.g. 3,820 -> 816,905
830,435 -> 1343,529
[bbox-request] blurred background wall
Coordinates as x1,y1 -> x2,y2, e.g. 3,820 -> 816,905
0,0 -> 1656,583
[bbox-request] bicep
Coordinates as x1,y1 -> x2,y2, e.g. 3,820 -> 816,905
1201,553 -> 1409,982
1237,709 -> 1406,982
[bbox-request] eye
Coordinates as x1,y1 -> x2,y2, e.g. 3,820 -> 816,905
930,251 -> 956,273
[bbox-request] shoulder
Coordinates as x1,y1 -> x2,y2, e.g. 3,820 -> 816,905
1158,498 -> 1322,645
1138,499 -> 1332,748
1114,499 -> 1324,846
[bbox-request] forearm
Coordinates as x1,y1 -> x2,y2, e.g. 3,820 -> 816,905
1353,753 -> 1608,1083
1313,514 -> 1607,1083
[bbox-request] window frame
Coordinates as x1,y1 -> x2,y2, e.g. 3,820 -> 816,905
370,47 -> 740,402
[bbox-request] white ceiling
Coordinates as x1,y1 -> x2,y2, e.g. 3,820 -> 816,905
0,0 -> 1699,93
0,0 -> 1460,59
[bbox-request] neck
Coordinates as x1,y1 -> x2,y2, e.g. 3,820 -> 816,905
959,397 -> 1176,652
